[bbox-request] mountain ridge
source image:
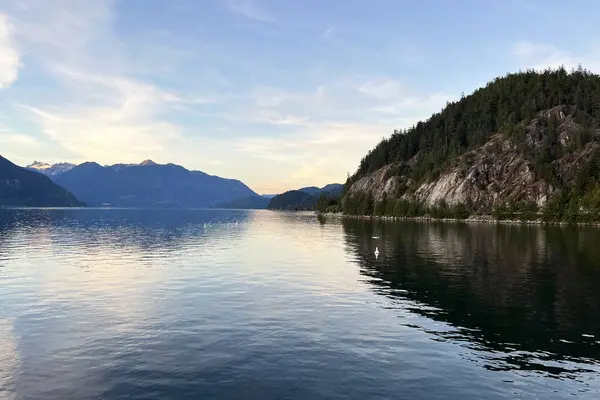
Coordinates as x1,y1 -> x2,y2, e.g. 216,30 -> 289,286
51,160 -> 258,208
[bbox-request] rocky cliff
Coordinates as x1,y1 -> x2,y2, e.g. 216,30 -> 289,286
345,105 -> 600,214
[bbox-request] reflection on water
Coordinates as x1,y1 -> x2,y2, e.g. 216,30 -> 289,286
1,209 -> 599,399
342,219 -> 600,378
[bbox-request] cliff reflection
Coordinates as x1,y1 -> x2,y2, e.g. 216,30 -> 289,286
342,219 -> 600,374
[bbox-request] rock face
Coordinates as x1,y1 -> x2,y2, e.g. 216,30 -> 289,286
346,106 -> 600,213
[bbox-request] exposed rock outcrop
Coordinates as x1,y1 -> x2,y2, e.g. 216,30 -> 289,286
346,106 -> 600,213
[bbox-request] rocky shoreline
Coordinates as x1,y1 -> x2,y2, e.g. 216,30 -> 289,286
316,212 -> 600,227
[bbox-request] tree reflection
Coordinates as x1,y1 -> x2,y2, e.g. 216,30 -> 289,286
341,218 -> 600,375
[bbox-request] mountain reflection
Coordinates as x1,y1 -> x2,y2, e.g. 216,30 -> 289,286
0,209 -> 252,257
341,218 -> 600,375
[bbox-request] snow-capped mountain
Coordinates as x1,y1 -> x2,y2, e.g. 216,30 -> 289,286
26,161 -> 77,178
109,159 -> 158,171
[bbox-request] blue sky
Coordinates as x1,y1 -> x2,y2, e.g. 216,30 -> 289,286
1,0 -> 600,193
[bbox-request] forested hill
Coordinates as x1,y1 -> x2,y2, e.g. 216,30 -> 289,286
342,67 -> 600,222
349,67 -> 600,187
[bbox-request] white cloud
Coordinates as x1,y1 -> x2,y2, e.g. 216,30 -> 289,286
0,0 -> 203,164
357,77 -> 404,99
512,41 -> 600,72
0,13 -> 21,88
17,68 -> 186,163
219,74 -> 459,191
222,0 -> 273,22
233,121 -> 400,191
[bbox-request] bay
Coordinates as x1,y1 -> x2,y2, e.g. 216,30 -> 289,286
0,209 -> 599,399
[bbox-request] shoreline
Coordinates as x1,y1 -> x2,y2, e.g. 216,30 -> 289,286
316,212 -> 600,227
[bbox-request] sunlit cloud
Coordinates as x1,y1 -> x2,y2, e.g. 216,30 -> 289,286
0,13 -> 20,88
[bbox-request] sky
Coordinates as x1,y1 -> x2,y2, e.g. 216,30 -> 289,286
1,0 -> 600,194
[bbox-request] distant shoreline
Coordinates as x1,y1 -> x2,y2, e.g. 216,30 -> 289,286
316,212 -> 600,227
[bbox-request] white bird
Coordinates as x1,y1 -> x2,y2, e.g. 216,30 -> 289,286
374,247 -> 380,257
372,235 -> 379,239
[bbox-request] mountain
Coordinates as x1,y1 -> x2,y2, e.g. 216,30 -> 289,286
26,161 -> 76,178
268,183 -> 344,210
298,186 -> 321,195
215,195 -> 270,209
0,156 -> 82,207
54,160 -> 257,208
341,67 -> 600,222
267,190 -> 317,210
319,183 -> 343,197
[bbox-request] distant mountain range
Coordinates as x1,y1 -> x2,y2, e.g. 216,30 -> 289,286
53,160 -> 257,207
0,156 -> 82,207
17,159 -> 342,210
267,184 -> 343,210
25,160 -> 257,208
216,184 -> 343,210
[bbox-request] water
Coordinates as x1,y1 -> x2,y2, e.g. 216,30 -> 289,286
1,209 -> 600,399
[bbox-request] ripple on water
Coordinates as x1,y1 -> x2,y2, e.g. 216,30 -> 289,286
0,210 -> 600,399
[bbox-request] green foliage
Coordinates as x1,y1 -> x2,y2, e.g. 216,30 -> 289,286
316,193 -> 341,213
451,203 -> 471,219
393,199 -> 412,217
373,194 -> 388,217
428,200 -> 471,219
343,192 -> 374,216
347,67 -> 600,192
492,200 -> 539,221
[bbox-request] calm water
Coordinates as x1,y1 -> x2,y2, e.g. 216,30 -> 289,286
1,209 -> 600,399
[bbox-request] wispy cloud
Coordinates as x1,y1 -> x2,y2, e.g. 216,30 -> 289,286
0,13 -> 20,88
222,0 -> 273,22
17,68 -> 186,163
1,0 -> 208,164
232,121 -> 396,191
0,132 -> 40,146
513,41 -> 600,72
0,0 -> 460,193
357,77 -> 404,99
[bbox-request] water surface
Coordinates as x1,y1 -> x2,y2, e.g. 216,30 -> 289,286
1,209 -> 599,399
